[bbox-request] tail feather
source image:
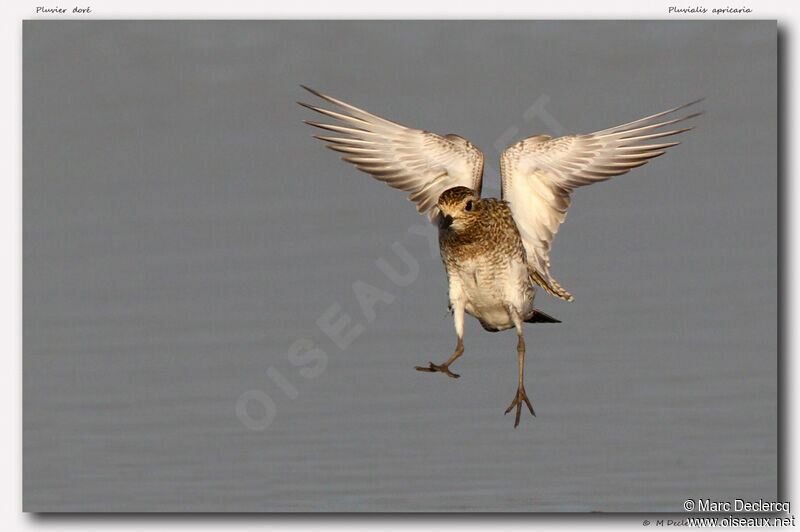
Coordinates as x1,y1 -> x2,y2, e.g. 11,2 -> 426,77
525,309 -> 561,324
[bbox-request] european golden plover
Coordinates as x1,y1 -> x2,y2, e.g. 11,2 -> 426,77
300,86 -> 701,427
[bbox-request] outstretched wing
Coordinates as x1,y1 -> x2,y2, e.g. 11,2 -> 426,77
500,100 -> 703,302
299,86 -> 484,222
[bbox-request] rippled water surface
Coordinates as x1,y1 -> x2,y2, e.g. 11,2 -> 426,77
24,21 -> 777,511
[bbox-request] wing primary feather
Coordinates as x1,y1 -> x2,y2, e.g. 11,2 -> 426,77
604,112 -> 703,139
303,121 -> 382,138
617,127 -> 694,143
300,85 -> 404,128
312,135 -> 376,147
594,98 -> 705,135
616,142 -> 681,152
325,144 -> 379,155
297,101 -> 372,128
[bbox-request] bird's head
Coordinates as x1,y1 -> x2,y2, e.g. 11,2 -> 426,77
437,186 -> 482,232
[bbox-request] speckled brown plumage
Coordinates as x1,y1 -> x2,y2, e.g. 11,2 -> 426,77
429,186 -> 542,424
438,191 -> 525,268
299,86 -> 701,427
436,187 -> 536,333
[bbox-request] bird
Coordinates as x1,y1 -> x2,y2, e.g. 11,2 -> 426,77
299,86 -> 701,427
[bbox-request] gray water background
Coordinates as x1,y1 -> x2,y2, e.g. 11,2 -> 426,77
23,21 -> 777,511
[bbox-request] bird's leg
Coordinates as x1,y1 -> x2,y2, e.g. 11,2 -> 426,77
504,313 -> 535,427
415,337 -> 463,378
416,297 -> 465,378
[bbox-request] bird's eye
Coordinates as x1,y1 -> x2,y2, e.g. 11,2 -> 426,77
465,200 -> 473,211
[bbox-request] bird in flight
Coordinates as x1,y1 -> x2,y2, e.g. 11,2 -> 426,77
299,86 -> 701,427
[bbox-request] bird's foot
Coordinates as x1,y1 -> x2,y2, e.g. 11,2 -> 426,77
414,361 -> 460,379
504,385 -> 535,427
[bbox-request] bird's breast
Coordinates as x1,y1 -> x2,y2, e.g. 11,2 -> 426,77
439,206 -> 532,331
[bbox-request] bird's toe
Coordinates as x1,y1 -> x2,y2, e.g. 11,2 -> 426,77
414,362 -> 459,378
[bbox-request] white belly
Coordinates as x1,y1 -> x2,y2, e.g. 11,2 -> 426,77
466,300 -> 514,330
452,259 -> 532,332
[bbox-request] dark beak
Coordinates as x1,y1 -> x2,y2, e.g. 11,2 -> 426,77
438,214 -> 454,230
